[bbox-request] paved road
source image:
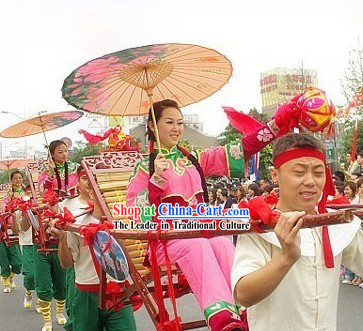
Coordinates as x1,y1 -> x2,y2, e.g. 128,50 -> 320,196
0,276 -> 362,330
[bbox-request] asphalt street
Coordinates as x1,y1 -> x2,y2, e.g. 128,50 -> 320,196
0,276 -> 362,331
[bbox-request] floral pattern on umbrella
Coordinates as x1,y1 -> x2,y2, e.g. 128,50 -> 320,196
0,111 -> 84,138
62,43 -> 232,116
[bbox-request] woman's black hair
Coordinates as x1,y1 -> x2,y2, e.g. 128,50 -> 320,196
49,140 -> 69,195
10,170 -> 23,180
147,99 -> 181,141
147,100 -> 209,203
249,183 -> 262,196
9,170 -> 24,196
334,180 -> 344,195
344,181 -> 357,197
221,188 -> 228,198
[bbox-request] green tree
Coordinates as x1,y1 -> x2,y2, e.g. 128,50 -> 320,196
339,120 -> 363,163
341,41 -> 363,115
70,141 -> 106,164
338,41 -> 363,163
0,170 -> 13,185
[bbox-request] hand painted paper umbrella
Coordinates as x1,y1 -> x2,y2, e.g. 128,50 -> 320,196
62,43 -> 232,149
0,159 -> 33,171
0,111 -> 84,156
0,159 -> 34,183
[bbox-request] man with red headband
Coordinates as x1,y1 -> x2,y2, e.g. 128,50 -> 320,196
54,165 -> 91,331
231,133 -> 363,331
50,167 -> 137,331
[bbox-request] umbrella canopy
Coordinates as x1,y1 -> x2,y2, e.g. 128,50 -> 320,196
0,159 -> 33,170
0,111 -> 84,138
62,43 -> 232,116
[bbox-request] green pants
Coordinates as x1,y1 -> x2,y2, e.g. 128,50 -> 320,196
0,241 -> 22,278
64,267 -> 75,331
33,244 -> 66,302
22,245 -> 35,291
71,288 -> 136,331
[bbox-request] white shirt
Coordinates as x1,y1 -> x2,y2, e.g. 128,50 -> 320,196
58,196 -> 89,224
67,214 -> 122,285
15,210 -> 33,246
231,217 -> 363,331
16,196 -> 33,245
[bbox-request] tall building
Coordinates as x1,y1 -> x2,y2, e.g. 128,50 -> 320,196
260,67 -> 318,117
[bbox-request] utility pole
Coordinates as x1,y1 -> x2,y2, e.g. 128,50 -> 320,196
300,59 -> 305,90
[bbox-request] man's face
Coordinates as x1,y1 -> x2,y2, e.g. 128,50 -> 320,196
78,174 -> 90,197
358,182 -> 363,195
357,155 -> 363,165
230,189 -> 238,198
271,156 -> 326,213
259,180 -> 267,190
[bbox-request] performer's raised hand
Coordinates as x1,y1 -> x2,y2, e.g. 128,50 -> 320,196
154,153 -> 169,177
48,160 -> 56,174
274,211 -> 305,264
49,219 -> 66,240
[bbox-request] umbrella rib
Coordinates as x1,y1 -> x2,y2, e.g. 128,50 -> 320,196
155,84 -> 167,100
107,68 -> 145,115
138,88 -> 145,116
101,83 -> 133,113
171,72 -> 220,85
110,82 -> 138,115
162,50 -> 221,62
162,53 -> 225,63
147,44 -> 195,63
164,57 -> 230,65
172,69 -> 229,82
161,78 -> 197,103
157,81 -> 183,104
172,64 -> 232,70
85,79 -> 129,104
159,46 -> 204,61
165,76 -> 209,97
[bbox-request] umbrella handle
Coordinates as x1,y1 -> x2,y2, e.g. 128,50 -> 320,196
147,92 -> 162,153
40,125 -> 52,160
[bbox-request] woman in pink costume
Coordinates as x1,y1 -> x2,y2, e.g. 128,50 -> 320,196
126,96 -> 300,330
38,140 -> 79,198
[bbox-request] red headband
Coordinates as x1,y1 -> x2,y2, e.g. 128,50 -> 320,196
78,170 -> 86,178
273,147 -> 335,269
274,148 -> 326,169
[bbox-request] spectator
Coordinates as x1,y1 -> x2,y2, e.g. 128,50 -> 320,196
259,178 -> 271,192
220,188 -> 235,209
229,183 -> 239,203
332,170 -> 345,182
356,177 -> 363,204
329,181 -> 350,205
247,183 -> 261,199
262,185 -> 273,196
237,186 -> 248,203
344,181 -> 359,204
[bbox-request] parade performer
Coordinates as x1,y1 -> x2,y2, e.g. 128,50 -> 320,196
232,133 -> 363,331
0,171 -> 23,293
38,140 -> 79,197
10,180 -> 37,308
126,95 -> 302,330
34,140 -> 78,331
55,165 -> 92,331
50,183 -> 137,331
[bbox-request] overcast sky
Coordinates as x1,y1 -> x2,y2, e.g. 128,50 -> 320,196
1,0 -> 362,152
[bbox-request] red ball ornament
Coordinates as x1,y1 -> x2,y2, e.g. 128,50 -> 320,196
297,86 -> 335,133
